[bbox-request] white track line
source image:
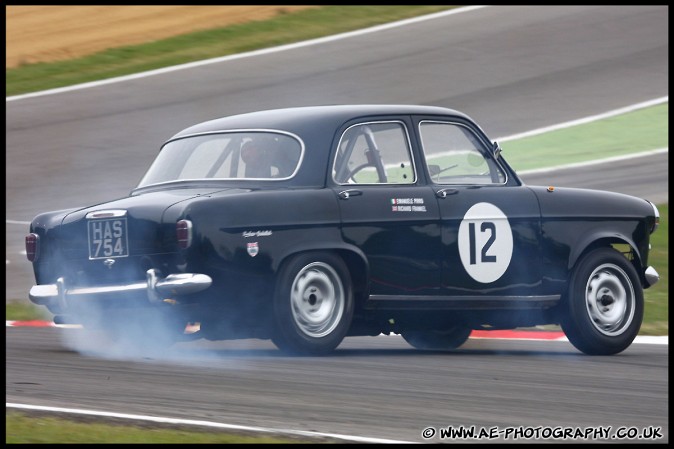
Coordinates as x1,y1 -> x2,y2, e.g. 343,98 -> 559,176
5,403 -> 415,444
4,321 -> 667,343
6,6 -> 489,103
518,147 -> 668,175
496,96 -> 668,142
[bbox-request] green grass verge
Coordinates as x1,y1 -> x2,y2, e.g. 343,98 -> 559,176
500,103 -> 668,171
5,411 -> 314,444
641,204 -> 668,335
6,300 -> 52,321
6,5 -> 456,97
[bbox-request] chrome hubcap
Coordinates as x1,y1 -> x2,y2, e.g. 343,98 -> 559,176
290,262 -> 344,338
585,263 -> 635,336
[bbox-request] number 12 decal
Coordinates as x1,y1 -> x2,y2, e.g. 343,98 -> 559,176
469,222 -> 497,264
458,203 -> 513,283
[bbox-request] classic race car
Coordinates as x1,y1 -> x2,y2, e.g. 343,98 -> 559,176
26,105 -> 660,355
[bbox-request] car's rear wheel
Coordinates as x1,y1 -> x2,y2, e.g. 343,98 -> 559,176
561,247 -> 643,355
272,252 -> 353,355
401,326 -> 472,350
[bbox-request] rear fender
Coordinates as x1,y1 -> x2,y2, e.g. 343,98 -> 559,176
274,242 -> 370,304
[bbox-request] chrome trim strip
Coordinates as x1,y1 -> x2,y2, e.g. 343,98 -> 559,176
365,294 -> 560,310
646,200 -> 660,233
85,209 -> 127,219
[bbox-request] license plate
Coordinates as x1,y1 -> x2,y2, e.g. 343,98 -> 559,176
88,218 -> 129,259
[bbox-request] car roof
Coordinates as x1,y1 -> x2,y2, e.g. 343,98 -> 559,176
168,104 -> 473,140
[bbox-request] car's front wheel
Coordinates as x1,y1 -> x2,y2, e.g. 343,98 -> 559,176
272,252 -> 353,355
401,326 -> 472,350
561,247 -> 643,355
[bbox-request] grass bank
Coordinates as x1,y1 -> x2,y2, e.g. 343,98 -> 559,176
5,411 -> 316,444
6,6 -> 456,97
500,103 -> 668,171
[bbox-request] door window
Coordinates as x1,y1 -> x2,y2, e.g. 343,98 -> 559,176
333,122 -> 415,184
419,121 -> 505,185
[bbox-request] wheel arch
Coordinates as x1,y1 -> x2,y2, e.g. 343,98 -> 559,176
270,244 -> 364,355
273,242 -> 370,305
568,234 -> 645,286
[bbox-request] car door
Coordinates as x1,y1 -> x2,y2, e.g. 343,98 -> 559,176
331,119 -> 442,298
414,117 -> 544,303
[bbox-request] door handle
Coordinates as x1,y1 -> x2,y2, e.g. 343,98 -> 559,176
436,188 -> 458,198
338,189 -> 363,200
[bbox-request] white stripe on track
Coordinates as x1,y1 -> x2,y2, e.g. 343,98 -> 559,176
5,321 -> 667,344
518,147 -> 668,176
496,96 -> 668,142
5,402 -> 416,444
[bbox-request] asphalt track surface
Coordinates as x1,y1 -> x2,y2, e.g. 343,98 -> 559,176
6,5 -> 669,443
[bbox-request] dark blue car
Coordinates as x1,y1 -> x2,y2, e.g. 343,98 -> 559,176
26,105 -> 660,355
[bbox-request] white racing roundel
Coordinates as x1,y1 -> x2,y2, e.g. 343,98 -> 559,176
458,202 -> 513,283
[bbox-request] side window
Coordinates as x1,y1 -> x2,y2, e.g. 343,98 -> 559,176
178,137 -> 231,179
419,121 -> 505,185
333,122 -> 415,184
171,132 -> 302,181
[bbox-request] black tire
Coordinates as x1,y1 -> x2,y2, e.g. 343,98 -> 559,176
272,252 -> 353,355
401,326 -> 472,350
560,247 -> 643,355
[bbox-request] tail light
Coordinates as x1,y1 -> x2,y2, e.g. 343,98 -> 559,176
25,233 -> 40,262
176,219 -> 193,249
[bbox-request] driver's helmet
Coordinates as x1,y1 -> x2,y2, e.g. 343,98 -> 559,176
241,139 -> 270,177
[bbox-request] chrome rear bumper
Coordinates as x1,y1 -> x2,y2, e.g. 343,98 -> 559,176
29,268 -> 212,310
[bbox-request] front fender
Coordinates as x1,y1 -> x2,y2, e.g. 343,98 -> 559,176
530,185 -> 652,288
568,231 -> 642,272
